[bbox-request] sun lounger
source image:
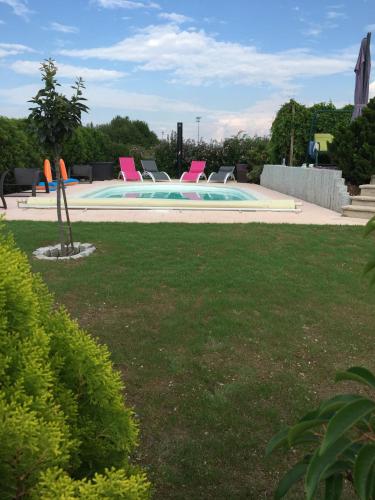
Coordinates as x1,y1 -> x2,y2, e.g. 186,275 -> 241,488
37,159 -> 78,190
179,161 -> 207,183
207,166 -> 235,184
59,159 -> 79,186
119,157 -> 143,182
36,159 -> 57,191
141,159 -> 171,182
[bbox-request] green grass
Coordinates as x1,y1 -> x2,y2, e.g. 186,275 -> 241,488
6,221 -> 375,499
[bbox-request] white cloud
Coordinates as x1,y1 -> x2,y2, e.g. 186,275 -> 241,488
158,12 -> 192,24
60,24 -> 355,90
0,0 -> 32,18
0,19 -> 5,23
0,79 -> 357,140
366,24 -> 375,32
0,82 -> 204,116
84,85 -> 204,113
326,10 -> 346,19
370,81 -> 375,98
206,95 -> 286,139
0,80 -> 279,139
303,27 -> 322,37
0,42 -> 34,58
94,0 -> 160,9
11,60 -> 126,81
48,22 -> 79,34
203,17 -> 226,25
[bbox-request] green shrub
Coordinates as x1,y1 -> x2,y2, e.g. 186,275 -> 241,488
152,133 -> 270,178
247,165 -> 264,184
62,126 -> 111,165
0,114 -> 159,173
0,116 -> 43,174
0,223 -> 150,499
33,468 -> 150,499
329,97 -> 375,185
268,367 -> 375,499
269,100 -> 353,166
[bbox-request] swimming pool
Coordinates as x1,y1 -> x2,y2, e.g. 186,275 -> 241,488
23,183 -> 298,211
80,184 -> 259,201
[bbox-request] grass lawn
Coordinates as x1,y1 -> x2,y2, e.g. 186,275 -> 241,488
6,221 -> 375,499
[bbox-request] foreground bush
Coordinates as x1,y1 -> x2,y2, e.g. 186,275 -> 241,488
268,367 -> 375,499
0,224 -> 150,499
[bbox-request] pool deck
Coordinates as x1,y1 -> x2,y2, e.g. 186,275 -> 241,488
0,180 -> 365,225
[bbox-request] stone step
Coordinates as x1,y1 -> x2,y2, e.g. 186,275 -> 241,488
342,204 -> 375,219
351,196 -> 375,207
359,185 -> 375,197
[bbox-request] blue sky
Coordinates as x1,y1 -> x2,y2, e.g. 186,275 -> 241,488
0,0 -> 374,140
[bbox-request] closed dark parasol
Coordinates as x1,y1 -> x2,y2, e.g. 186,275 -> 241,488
352,32 -> 371,120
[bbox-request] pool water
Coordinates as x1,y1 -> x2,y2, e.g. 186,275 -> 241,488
81,184 -> 259,202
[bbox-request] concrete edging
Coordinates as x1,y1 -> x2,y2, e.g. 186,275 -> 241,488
33,242 -> 96,260
260,165 -> 350,213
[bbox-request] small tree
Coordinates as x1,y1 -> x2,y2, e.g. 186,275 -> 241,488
28,59 -> 88,256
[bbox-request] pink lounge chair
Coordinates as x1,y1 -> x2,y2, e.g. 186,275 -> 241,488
119,157 -> 143,182
180,161 -> 207,183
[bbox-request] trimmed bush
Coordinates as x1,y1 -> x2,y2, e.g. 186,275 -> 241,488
153,133 -> 270,178
0,223 -> 150,499
329,97 -> 375,186
0,116 -> 43,174
0,115 -> 159,174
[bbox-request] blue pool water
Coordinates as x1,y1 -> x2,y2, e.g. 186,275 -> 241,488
81,184 -> 259,202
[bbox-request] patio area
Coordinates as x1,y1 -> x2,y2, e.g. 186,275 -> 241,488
0,180 -> 366,225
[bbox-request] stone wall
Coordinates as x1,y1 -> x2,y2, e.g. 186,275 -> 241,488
260,165 -> 350,213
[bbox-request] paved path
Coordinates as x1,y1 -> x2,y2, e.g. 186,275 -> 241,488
1,180 -> 365,225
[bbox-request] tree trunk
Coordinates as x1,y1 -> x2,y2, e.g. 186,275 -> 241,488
289,101 -> 295,167
54,154 -> 66,256
61,180 -> 74,252
54,153 -> 74,256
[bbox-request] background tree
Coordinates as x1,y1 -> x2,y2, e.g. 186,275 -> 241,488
329,97 -> 375,186
97,115 -> 158,155
269,100 -> 353,166
28,59 -> 88,256
269,100 -> 310,165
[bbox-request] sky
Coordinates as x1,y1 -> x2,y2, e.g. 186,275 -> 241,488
0,0 -> 374,140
